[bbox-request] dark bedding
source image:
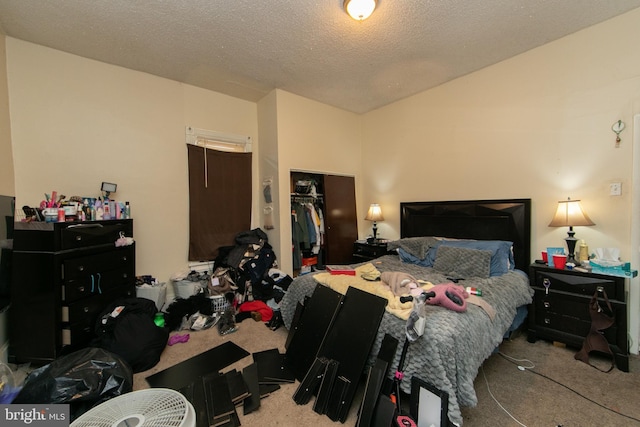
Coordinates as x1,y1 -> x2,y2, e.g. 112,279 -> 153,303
280,254 -> 533,426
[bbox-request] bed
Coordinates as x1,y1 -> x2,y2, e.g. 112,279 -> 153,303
280,199 -> 534,426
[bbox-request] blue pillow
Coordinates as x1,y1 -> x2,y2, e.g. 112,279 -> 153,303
426,240 -> 514,276
398,248 -> 434,267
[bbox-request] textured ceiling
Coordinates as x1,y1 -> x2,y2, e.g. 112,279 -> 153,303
1,0 -> 639,113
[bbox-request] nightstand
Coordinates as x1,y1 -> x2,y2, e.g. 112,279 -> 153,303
352,241 -> 390,262
527,264 -> 629,372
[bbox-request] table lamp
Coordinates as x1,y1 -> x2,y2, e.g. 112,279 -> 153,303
365,204 -> 384,243
548,198 -> 595,266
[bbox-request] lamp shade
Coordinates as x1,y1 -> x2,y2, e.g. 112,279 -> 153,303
548,199 -> 595,227
365,204 -> 384,222
344,0 -> 377,20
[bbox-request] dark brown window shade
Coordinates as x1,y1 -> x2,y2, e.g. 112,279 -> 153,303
187,144 -> 252,261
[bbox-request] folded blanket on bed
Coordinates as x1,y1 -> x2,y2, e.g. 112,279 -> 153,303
313,263 -> 433,320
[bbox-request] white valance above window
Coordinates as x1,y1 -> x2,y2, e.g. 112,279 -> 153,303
185,126 -> 252,153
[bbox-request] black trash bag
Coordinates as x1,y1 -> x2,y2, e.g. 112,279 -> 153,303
13,347 -> 132,420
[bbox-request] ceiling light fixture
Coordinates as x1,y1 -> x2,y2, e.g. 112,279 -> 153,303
344,0 -> 377,21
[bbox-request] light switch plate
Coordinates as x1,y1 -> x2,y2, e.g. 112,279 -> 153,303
610,182 -> 622,196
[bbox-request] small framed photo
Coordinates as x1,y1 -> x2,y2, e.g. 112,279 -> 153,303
410,376 -> 449,427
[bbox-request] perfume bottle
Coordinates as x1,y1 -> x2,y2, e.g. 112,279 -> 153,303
578,240 -> 589,263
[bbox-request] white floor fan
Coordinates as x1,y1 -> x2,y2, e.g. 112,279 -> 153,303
71,388 -> 196,427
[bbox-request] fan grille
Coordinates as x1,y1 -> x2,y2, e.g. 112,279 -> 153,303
71,388 -> 194,427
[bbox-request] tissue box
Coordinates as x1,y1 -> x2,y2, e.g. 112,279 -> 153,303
589,260 -> 637,278
136,283 -> 167,311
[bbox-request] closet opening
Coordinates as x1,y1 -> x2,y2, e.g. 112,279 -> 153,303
290,171 -> 357,277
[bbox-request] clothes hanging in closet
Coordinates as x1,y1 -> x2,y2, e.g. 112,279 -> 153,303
291,200 -> 325,270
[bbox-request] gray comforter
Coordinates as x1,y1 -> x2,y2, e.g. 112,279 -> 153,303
280,254 -> 533,426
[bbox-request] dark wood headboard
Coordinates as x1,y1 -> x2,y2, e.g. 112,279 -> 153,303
400,199 -> 531,272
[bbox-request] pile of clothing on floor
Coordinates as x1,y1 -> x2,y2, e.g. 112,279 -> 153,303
167,228 -> 292,334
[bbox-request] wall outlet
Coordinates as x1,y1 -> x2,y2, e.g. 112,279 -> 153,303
610,182 -> 622,196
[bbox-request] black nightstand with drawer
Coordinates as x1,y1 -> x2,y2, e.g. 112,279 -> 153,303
527,264 -> 628,371
353,241 -> 390,262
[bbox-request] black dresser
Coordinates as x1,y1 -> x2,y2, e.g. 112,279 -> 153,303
9,219 -> 135,364
527,264 -> 628,371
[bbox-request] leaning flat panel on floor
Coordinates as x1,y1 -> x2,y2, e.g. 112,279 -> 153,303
284,283 -> 343,381
319,286 -> 387,422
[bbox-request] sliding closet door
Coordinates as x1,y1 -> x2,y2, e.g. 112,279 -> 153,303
324,175 -> 358,265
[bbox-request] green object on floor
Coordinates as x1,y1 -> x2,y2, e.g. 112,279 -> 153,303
154,312 -> 165,328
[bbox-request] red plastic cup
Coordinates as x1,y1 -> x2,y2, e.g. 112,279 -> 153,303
541,251 -> 548,263
553,254 -> 567,270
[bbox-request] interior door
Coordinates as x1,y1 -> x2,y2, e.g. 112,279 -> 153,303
323,175 -> 358,265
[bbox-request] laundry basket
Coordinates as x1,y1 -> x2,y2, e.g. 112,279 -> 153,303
210,295 -> 230,313
172,280 -> 206,299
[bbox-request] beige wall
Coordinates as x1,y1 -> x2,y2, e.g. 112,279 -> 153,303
5,38 -> 258,282
362,9 -> 640,256
361,9 -> 640,352
0,34 -> 15,197
271,90 -> 362,274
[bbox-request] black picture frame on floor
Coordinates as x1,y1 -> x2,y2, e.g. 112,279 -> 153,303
410,376 -> 449,427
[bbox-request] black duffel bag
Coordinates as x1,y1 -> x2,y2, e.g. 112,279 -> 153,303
91,297 -> 169,373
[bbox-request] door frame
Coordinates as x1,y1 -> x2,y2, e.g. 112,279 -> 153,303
630,113 -> 640,354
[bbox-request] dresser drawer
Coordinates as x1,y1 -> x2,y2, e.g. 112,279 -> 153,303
62,286 -> 135,324
13,219 -> 133,252
62,246 -> 135,303
63,268 -> 134,302
63,295 -> 108,324
63,246 -> 134,280
534,269 -> 624,301
532,309 -> 623,346
60,220 -> 132,250
533,289 -> 600,320
62,318 -> 94,346
62,246 -> 134,302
